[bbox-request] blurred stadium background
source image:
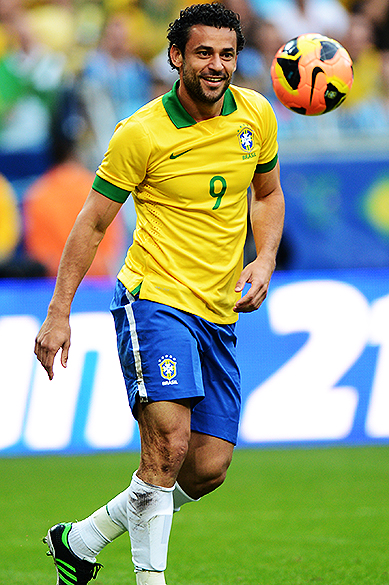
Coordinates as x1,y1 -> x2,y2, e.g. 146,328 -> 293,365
1,1 -> 389,583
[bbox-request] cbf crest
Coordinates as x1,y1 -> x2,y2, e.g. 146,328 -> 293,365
158,355 -> 178,386
237,126 -> 254,152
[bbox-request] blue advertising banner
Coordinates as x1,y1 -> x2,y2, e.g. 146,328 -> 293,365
1,270 -> 389,457
237,269 -> 389,447
280,155 -> 389,270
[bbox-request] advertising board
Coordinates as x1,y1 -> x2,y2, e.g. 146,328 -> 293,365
1,271 -> 389,456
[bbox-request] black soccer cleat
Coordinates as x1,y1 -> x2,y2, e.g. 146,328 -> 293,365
43,522 -> 103,584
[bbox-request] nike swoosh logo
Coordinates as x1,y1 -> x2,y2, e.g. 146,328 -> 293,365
310,66 -> 324,104
170,149 -> 192,159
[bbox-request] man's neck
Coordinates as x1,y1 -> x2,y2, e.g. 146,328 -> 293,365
176,83 -> 224,122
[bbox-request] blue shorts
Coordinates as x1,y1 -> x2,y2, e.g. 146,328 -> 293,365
110,280 -> 241,445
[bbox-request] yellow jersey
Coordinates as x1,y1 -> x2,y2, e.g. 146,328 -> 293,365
93,81 -> 278,324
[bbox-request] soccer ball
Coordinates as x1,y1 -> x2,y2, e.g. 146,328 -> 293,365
270,33 -> 353,116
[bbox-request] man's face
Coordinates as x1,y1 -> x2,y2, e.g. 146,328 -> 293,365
174,25 -> 238,105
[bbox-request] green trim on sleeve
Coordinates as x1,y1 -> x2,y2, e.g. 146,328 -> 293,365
93,175 -> 131,203
254,153 -> 278,174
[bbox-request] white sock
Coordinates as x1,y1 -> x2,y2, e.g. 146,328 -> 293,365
105,487 -> 132,533
173,482 -> 200,512
136,570 -> 167,585
127,472 -> 174,572
68,490 -> 130,562
66,479 -> 184,567
68,514 -> 108,563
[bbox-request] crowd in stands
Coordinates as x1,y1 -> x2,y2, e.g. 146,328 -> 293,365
0,0 -> 388,277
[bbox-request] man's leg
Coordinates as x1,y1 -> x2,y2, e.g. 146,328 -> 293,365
44,398 -> 191,585
44,428 -> 233,585
176,431 -> 234,500
72,403 -> 233,582
69,430 -> 234,556
126,398 -> 192,584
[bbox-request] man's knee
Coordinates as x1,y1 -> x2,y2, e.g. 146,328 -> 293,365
187,461 -> 230,499
154,432 -> 190,474
178,438 -> 234,499
198,451 -> 232,490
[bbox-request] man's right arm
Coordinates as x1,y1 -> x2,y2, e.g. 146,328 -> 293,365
34,188 -> 123,380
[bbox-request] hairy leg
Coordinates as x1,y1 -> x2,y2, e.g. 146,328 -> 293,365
136,398 -> 192,486
127,398 -> 192,574
66,399 -> 192,573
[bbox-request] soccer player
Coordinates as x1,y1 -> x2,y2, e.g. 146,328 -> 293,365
34,3 -> 285,584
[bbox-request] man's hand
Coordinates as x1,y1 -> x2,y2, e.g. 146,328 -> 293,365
233,258 -> 274,313
34,315 -> 71,380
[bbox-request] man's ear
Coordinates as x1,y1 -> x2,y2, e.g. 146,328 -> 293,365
170,44 -> 183,69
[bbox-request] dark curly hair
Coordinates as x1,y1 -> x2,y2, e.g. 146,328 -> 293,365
167,3 -> 245,70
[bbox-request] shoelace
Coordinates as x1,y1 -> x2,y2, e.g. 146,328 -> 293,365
44,537 -> 103,581
91,563 -> 103,579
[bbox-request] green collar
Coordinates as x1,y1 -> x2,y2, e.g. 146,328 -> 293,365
162,80 -> 237,128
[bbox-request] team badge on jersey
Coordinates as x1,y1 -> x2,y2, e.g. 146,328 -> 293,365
238,127 -> 254,152
158,355 -> 178,386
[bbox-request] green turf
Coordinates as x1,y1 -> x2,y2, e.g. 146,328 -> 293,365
1,445 -> 389,585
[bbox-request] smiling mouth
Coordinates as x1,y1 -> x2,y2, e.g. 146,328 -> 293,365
202,76 -> 227,85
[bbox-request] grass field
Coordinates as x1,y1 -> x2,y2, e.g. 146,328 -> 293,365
1,445 -> 389,585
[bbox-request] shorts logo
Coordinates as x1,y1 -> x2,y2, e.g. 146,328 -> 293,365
238,127 -> 254,152
158,355 -> 178,386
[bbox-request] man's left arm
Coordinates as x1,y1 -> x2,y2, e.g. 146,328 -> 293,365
234,160 -> 285,313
